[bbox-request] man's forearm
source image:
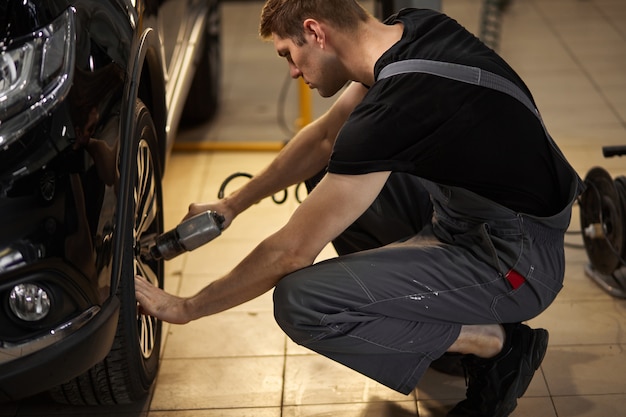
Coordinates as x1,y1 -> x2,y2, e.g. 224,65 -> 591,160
182,232 -> 311,319
222,119 -> 333,216
133,232 -> 309,325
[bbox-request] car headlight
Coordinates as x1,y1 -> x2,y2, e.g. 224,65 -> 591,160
0,7 -> 76,147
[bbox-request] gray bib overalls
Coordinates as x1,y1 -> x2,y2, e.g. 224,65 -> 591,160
273,60 -> 584,394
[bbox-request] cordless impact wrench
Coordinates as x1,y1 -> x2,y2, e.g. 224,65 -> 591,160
147,211 -> 225,260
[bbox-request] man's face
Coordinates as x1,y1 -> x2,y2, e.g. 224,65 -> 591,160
273,33 -> 347,98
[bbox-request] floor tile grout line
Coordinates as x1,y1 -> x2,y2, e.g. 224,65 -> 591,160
279,335 -> 288,416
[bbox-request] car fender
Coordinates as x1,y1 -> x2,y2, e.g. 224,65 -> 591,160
112,26 -> 166,296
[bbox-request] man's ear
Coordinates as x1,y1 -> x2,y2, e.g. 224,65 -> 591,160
303,18 -> 325,48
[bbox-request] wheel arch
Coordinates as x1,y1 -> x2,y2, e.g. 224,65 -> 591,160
123,28 -> 167,180
137,45 -> 167,176
113,27 -> 166,296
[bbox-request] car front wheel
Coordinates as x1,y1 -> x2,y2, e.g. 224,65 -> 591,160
50,99 -> 164,405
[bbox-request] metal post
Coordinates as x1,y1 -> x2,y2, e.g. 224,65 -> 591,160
479,0 -> 512,51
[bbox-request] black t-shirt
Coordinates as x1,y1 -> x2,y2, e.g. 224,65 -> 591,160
328,9 -> 566,216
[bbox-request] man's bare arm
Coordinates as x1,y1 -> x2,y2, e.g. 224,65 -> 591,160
185,82 -> 368,223
135,170 -> 391,323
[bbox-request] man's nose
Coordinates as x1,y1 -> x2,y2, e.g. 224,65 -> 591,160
289,65 -> 302,79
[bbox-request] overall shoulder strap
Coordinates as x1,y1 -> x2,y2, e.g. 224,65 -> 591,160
377,58 -> 586,196
377,59 -> 540,120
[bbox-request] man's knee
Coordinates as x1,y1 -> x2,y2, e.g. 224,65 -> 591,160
273,273 -> 319,344
273,275 -> 297,325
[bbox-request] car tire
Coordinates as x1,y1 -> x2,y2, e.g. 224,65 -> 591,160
50,100 -> 164,405
181,0 -> 221,125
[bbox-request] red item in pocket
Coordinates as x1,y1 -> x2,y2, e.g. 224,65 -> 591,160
505,269 -> 526,289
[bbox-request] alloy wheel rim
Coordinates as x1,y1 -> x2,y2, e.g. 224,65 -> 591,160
133,139 -> 160,359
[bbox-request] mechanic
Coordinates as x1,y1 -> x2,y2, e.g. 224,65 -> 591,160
135,1 -> 584,416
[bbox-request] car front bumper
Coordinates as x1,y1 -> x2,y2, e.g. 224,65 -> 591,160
0,297 -> 120,402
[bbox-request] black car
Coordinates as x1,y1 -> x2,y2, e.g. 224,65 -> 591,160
0,0 -> 220,405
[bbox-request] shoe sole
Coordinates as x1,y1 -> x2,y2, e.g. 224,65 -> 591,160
495,328 -> 549,417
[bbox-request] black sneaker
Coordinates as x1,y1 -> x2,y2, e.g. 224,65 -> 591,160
447,323 -> 549,417
430,353 -> 466,377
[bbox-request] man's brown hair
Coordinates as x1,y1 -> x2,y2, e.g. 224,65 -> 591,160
259,0 -> 371,45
